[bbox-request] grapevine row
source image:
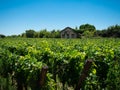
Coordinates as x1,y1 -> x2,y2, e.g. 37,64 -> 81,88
0,38 -> 120,89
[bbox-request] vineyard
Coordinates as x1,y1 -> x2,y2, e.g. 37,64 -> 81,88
0,38 -> 120,90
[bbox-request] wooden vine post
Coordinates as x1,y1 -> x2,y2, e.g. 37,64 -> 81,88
75,59 -> 93,90
39,66 -> 48,88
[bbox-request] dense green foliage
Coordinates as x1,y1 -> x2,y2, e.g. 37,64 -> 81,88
96,25 -> 120,38
21,24 -> 120,38
0,34 -> 6,38
21,29 -> 61,38
1,24 -> 120,38
0,38 -> 120,90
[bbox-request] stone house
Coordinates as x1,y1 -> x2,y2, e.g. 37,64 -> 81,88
61,27 -> 78,38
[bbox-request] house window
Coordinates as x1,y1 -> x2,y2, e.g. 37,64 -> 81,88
67,34 -> 69,38
72,34 -> 75,38
62,34 -> 65,38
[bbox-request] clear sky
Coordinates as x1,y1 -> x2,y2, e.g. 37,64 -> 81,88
0,0 -> 120,35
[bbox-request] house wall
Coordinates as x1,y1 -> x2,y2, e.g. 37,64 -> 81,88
61,28 -> 77,38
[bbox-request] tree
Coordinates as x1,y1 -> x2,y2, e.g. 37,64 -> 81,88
25,30 -> 36,38
96,24 -> 120,38
50,30 -> 60,38
79,24 -> 96,37
75,26 -> 79,30
79,24 -> 96,32
39,29 -> 50,38
34,32 -> 39,38
107,25 -> 120,37
0,34 -> 6,38
21,33 -> 26,37
83,31 -> 94,38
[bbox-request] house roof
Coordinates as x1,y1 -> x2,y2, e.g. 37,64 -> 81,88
61,27 -> 76,33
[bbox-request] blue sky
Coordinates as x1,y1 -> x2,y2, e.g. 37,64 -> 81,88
0,0 -> 120,35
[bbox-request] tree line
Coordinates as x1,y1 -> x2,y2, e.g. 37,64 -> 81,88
75,24 -> 120,38
22,29 -> 60,38
0,24 -> 120,38
95,25 -> 120,38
